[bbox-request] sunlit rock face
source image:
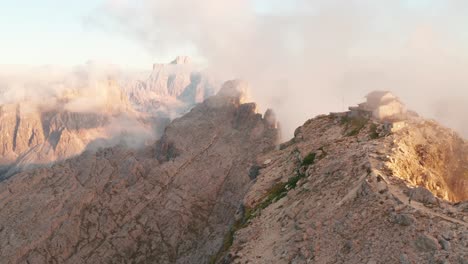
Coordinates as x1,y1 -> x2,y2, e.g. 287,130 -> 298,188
346,91 -> 467,202
0,86 -> 279,263
387,120 -> 468,202
220,107 -> 467,264
1,73 -> 466,264
0,81 -> 134,179
124,57 -> 217,115
0,57 -> 219,179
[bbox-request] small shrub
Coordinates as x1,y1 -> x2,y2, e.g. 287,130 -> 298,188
258,182 -> 288,210
369,123 -> 380,139
211,167 -> 309,262
255,171 -> 307,212
302,152 -> 316,166
340,116 -> 351,125
209,220 -> 241,264
345,117 -> 368,137
285,173 -> 306,189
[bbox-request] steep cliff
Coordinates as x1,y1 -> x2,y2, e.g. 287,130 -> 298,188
218,113 -> 467,264
0,84 -> 125,179
0,82 -> 278,263
0,88 -> 466,264
0,57 -> 216,179
387,120 -> 468,202
123,56 -> 216,115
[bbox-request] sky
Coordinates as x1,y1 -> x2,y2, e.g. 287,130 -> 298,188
0,0 -> 282,68
0,0 -> 154,68
1,0 -> 467,67
1,0 -> 468,137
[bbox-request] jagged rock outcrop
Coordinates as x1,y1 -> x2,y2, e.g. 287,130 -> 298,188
387,120 -> 468,202
0,103 -> 109,177
124,57 -> 216,114
217,113 -> 467,264
0,80 -> 145,179
0,58 -> 215,179
0,87 -> 466,264
0,82 -> 278,263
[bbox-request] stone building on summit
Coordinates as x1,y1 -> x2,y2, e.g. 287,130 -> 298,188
349,91 -> 407,121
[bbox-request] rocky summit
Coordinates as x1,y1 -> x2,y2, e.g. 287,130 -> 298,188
0,81 -> 278,263
0,82 -> 131,179
0,57 -> 216,180
219,112 -> 467,264
0,86 -> 466,264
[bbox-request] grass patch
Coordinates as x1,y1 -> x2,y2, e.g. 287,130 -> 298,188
257,182 -> 288,210
341,116 -> 368,137
302,152 -> 316,166
208,174 -> 303,263
340,115 -> 351,125
209,159 -> 312,263
245,172 -> 307,223
369,123 -> 380,139
209,220 -> 241,264
285,172 -> 306,190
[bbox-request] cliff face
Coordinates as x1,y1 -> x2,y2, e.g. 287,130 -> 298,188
0,85 -> 466,264
387,120 -> 468,202
0,57 -> 217,179
219,114 -> 467,264
123,57 -> 216,115
0,102 -> 111,178
0,83 -> 278,263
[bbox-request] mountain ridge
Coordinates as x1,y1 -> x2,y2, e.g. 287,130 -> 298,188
217,110 -> 467,264
0,57 -> 216,180
0,81 -> 279,263
0,81 -> 466,263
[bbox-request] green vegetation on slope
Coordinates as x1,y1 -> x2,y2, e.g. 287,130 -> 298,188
210,147 -> 327,263
341,116 -> 369,137
301,152 -> 316,166
369,123 -> 380,139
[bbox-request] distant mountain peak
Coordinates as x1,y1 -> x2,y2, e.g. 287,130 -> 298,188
170,56 -> 191,65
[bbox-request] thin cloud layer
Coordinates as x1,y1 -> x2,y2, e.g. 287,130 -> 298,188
94,0 -> 468,138
0,63 -> 157,150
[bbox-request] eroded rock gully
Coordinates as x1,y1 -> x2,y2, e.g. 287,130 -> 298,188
387,120 -> 468,202
219,115 -> 467,264
1,91 -> 467,264
0,86 -> 278,264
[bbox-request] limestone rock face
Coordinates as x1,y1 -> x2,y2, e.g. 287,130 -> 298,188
0,58 -> 217,179
387,120 -> 468,202
171,56 -> 191,65
0,103 -> 110,178
219,114 -> 467,264
125,57 -> 216,114
1,87 -> 466,264
0,88 -> 279,263
0,80 -> 151,180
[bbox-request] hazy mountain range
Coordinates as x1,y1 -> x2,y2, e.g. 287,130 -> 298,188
0,59 -> 466,264
0,57 -> 216,180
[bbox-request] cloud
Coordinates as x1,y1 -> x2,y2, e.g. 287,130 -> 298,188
91,0 -> 468,138
0,62 -> 143,112
0,62 -> 162,152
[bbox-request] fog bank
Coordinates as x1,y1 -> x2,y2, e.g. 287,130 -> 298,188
94,0 -> 468,138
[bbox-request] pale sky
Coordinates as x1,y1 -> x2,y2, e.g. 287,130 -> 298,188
0,0 -> 278,68
0,0 -> 153,68
1,0 -> 467,68
0,0 -> 467,137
